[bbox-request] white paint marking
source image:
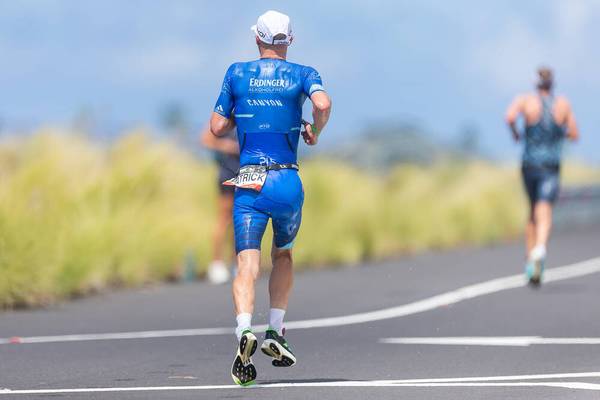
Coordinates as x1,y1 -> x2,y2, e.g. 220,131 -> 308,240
382,336 -> 536,346
2,257 -> 599,345
380,336 -> 600,347
369,371 -> 600,383
387,382 -> 600,390
0,327 -> 234,345
284,256 -> 600,331
1,372 -> 600,394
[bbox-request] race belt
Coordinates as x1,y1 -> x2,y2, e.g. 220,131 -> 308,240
223,163 -> 299,191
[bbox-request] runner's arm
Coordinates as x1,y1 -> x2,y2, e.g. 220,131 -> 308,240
211,64 -> 237,137
564,100 -> 579,141
302,92 -> 331,146
310,91 -> 332,134
300,67 -> 331,146
505,96 -> 523,142
200,125 -> 239,155
210,113 -> 236,138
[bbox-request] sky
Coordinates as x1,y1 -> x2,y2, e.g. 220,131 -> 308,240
1,0 -> 599,162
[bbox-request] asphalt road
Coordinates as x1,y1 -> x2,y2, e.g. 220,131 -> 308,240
1,224 -> 599,399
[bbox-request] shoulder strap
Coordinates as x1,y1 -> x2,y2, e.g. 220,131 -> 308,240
539,95 -> 555,127
540,94 -> 554,110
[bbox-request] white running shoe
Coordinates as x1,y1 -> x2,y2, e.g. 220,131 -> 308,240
207,261 -> 230,284
529,245 -> 546,262
528,245 -> 547,286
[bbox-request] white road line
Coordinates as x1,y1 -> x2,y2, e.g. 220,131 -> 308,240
1,372 -> 600,394
2,257 -> 600,345
0,327 -> 234,345
380,336 -> 600,346
367,371 -> 600,383
378,382 -> 600,390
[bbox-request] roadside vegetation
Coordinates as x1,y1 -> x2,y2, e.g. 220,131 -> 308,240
0,131 -> 597,308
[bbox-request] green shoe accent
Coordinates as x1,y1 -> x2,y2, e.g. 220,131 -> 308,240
233,376 -> 255,387
261,329 -> 296,367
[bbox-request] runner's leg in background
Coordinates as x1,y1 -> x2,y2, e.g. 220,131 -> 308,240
526,204 -> 537,255
534,201 -> 553,249
207,191 -> 235,284
212,191 -> 234,262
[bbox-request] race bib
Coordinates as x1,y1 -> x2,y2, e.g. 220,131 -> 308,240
223,165 -> 268,192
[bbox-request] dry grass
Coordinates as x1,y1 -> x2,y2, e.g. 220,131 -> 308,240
0,130 -> 596,307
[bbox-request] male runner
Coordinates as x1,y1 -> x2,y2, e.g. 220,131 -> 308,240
210,10 -> 331,385
200,126 -> 239,284
505,67 -> 578,285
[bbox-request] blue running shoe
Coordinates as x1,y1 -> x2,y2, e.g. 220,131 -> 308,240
525,261 -> 535,280
526,259 -> 544,287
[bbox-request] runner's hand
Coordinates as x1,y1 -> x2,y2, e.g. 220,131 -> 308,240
301,120 -> 318,146
221,138 -> 240,155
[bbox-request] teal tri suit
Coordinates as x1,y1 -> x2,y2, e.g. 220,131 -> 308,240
213,58 -> 325,253
522,95 -> 566,204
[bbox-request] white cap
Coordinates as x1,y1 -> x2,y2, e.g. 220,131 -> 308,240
251,10 -> 293,46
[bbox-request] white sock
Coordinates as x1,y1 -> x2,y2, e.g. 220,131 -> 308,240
235,313 -> 252,340
529,245 -> 547,262
269,308 -> 286,335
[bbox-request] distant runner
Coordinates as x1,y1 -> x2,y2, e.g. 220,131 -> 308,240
210,10 -> 331,385
200,126 -> 239,284
505,67 -> 579,285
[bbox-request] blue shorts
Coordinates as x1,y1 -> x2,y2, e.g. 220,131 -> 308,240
233,169 -> 304,253
522,165 -> 560,205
